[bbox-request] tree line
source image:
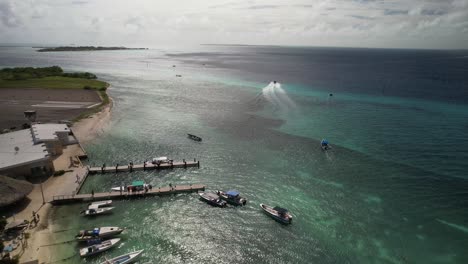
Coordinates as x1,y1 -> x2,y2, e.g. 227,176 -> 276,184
0,66 -> 97,80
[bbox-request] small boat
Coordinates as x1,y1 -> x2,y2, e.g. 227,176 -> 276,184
4,220 -> 28,231
81,207 -> 114,216
79,238 -> 121,257
260,204 -> 292,224
198,192 -> 227,207
216,190 -> 247,206
152,156 -> 171,164
88,200 -> 112,209
321,139 -> 330,150
100,249 -> 144,264
75,227 -> 124,242
111,181 -> 151,192
187,134 -> 202,142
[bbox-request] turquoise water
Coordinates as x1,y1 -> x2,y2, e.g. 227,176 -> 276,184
1,47 -> 468,263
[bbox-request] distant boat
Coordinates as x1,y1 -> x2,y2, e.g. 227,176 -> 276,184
216,190 -> 247,206
321,139 -> 330,151
260,204 -> 292,224
88,200 -> 112,209
79,238 -> 121,257
199,192 -> 227,207
187,134 -> 202,142
82,207 -> 114,216
75,227 -> 124,242
100,249 -> 144,264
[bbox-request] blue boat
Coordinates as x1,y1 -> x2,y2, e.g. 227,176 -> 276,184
260,204 -> 292,224
216,190 -> 247,206
321,139 -> 330,150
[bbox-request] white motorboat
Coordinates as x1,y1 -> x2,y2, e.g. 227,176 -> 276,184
260,204 -> 293,224
88,200 -> 112,209
152,156 -> 170,164
82,207 -> 114,216
79,238 -> 121,257
100,249 -> 144,264
75,227 -> 124,242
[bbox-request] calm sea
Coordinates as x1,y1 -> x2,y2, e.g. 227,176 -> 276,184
1,46 -> 468,263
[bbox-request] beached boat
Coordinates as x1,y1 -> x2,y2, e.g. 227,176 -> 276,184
75,227 -> 124,242
81,207 -> 114,216
100,249 -> 144,264
216,190 -> 247,206
79,238 -> 121,257
111,181 -> 151,192
88,200 -> 112,209
260,204 -> 293,224
199,192 -> 227,207
187,134 -> 202,142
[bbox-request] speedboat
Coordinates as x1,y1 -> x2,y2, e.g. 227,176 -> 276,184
187,134 -> 202,142
198,192 -> 227,207
216,190 -> 247,206
75,227 -> 124,242
260,204 -> 292,224
79,238 -> 121,257
88,200 -> 112,209
81,207 -> 114,216
100,249 -> 144,264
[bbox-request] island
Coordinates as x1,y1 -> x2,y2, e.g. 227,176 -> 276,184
36,46 -> 148,52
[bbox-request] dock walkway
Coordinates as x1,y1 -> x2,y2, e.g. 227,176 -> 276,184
88,160 -> 200,174
51,184 -> 205,205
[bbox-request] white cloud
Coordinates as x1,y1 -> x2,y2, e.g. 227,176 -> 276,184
0,0 -> 466,49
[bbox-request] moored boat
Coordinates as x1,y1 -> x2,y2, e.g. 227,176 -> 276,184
79,238 -> 121,257
198,192 -> 227,207
152,156 -> 171,164
260,204 -> 292,224
187,134 -> 202,142
82,207 -> 114,216
75,227 -> 124,242
111,181 -> 151,192
88,200 -> 112,209
100,249 -> 144,264
216,190 -> 247,206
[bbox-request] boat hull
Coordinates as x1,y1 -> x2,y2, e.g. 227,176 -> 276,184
100,249 -> 144,264
199,193 -> 227,207
216,190 -> 247,206
260,204 -> 292,225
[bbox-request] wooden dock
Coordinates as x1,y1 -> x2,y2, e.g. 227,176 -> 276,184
88,160 -> 200,174
51,184 -> 205,205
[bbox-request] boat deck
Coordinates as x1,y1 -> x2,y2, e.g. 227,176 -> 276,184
51,184 -> 205,205
88,160 -> 200,174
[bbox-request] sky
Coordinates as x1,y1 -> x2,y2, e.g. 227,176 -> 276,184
0,0 -> 467,49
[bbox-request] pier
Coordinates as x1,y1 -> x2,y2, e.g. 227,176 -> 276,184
88,159 -> 200,174
51,184 -> 205,205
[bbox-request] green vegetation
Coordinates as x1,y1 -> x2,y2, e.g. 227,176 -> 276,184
37,46 -> 147,52
0,66 -> 96,80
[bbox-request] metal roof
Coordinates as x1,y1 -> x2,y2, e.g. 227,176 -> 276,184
31,123 -> 69,143
0,129 -> 49,170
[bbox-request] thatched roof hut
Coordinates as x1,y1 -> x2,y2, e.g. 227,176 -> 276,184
0,175 -> 33,207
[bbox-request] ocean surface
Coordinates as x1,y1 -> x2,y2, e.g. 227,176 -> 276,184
1,46 -> 468,263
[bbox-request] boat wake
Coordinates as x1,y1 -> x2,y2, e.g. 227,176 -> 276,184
256,81 -> 296,112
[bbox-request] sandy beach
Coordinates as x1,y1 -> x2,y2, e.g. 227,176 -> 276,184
7,98 -> 113,263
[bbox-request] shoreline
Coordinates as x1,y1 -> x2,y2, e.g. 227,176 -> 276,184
12,95 -> 113,263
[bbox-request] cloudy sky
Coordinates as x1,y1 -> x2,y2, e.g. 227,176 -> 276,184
0,0 -> 467,49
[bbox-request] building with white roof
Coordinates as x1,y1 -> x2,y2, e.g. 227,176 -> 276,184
0,123 -> 78,178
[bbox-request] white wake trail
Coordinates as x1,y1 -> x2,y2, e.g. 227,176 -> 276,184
261,82 -> 296,111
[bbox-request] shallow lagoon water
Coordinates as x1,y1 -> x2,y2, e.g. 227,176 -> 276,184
1,46 -> 468,263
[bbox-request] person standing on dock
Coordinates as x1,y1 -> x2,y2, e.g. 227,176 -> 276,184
91,190 -> 94,198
